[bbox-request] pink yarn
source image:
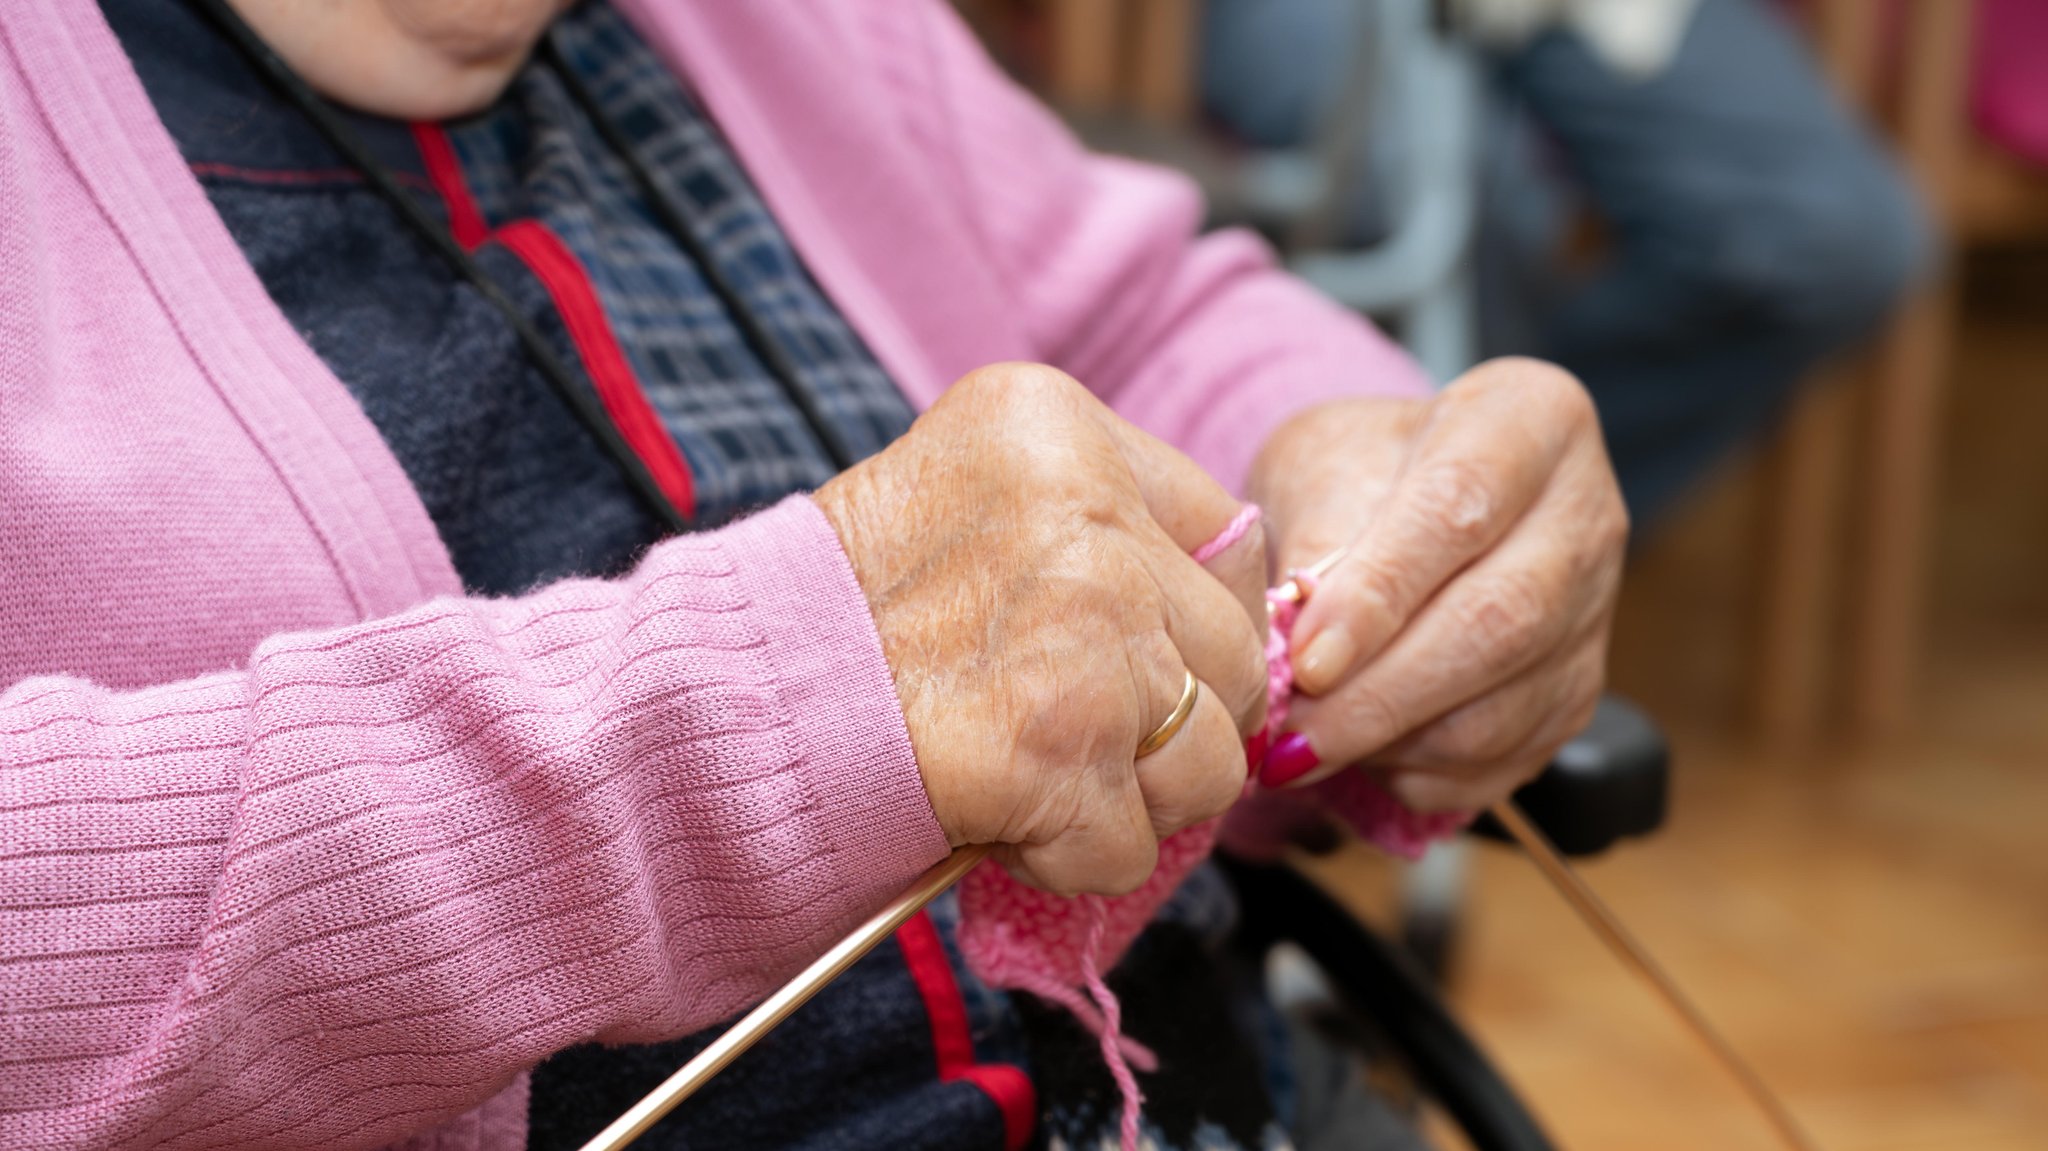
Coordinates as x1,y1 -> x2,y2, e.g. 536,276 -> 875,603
956,505 -> 1468,1148
1190,502 -> 1264,564
1264,575 -> 1468,862
1264,582 -> 1304,732
1080,897 -> 1145,1151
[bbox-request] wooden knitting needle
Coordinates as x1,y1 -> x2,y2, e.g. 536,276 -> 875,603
1273,552 -> 1819,1150
575,843 -> 993,1151
1487,800 -> 1821,1151
1270,546 -> 1349,605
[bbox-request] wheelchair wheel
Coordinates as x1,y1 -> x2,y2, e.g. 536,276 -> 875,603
1219,855 -> 1557,1151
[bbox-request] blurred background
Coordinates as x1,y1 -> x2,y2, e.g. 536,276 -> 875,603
960,2 -> 2048,1148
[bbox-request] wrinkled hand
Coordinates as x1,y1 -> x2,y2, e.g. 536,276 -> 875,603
816,364 -> 1269,895
1247,358 -> 1627,812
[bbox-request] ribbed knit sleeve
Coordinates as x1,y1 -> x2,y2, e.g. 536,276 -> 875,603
901,1 -> 1435,492
0,495 -> 949,1150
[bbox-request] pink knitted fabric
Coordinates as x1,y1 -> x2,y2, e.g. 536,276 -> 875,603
958,510 -> 1467,1149
1262,587 -> 1474,863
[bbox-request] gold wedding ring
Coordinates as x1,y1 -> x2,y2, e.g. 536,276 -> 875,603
1135,669 -> 1200,759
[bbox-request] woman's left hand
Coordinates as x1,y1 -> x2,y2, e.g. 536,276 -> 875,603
1246,357 -> 1628,812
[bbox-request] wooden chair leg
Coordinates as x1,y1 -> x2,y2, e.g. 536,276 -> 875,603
1850,288 -> 1958,737
1129,0 -> 1196,124
1049,0 -> 1124,113
1749,0 -> 1874,747
1755,377 -> 1854,746
1847,0 -> 1973,739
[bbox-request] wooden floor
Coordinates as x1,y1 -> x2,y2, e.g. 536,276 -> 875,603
1315,252 -> 2048,1151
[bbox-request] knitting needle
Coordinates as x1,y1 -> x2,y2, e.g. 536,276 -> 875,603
1272,550 -> 1818,1150
1487,800 -> 1821,1151
1270,546 -> 1349,606
575,842 -> 993,1151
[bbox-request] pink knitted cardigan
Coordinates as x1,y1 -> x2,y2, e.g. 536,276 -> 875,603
0,1 -> 1431,1147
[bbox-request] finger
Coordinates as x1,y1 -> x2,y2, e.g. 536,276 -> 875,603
1372,642 -> 1606,774
1095,409 -> 1246,554
1000,781 -> 1158,897
1289,360 -> 1589,696
1146,550 -> 1269,735
1281,463 -> 1620,778
1133,680 -> 1251,838
1265,402 -> 1426,577
1096,411 -> 1270,630
1377,676 -> 1600,812
1383,750 -> 1548,813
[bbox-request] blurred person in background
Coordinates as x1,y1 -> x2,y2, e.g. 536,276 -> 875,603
2,1 -> 1627,1149
1204,0 -> 1933,530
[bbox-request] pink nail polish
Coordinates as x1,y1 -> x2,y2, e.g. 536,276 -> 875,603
1260,733 -> 1321,788
1243,725 -> 1271,776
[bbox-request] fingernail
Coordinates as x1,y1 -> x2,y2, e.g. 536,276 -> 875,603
1295,626 -> 1356,695
1243,724 -> 1271,776
1260,733 -> 1322,788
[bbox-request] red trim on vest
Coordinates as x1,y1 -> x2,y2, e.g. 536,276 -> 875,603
408,124 -> 696,518
491,221 -> 696,517
897,911 -> 1036,1151
958,1064 -> 1037,1148
410,124 -> 489,250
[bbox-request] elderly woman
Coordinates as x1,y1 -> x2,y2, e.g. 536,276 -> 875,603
0,1 -> 1624,1149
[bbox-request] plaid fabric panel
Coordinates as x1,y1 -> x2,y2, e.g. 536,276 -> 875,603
445,1 -> 917,526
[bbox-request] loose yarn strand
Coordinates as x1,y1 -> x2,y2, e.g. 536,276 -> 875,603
1079,895 -> 1145,1151
990,958 -> 1160,1071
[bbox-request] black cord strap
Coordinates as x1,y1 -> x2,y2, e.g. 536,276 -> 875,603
188,0 -> 690,533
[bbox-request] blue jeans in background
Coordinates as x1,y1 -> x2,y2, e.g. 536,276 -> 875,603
1204,0 -> 1932,530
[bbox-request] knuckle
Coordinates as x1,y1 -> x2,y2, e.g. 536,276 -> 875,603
1488,356 -> 1592,418
1005,431 -> 1093,496
1455,571 -> 1552,672
1425,703 -> 1519,765
1409,461 -> 1498,553
1320,557 -> 1394,627
965,361 -> 1084,406
952,367 -> 1102,480
1541,368 -> 1597,424
1333,686 -> 1407,756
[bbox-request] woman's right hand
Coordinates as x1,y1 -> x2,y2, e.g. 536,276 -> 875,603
815,364 -> 1270,896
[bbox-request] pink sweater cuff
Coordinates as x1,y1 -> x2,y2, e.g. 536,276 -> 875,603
717,497 -> 951,912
